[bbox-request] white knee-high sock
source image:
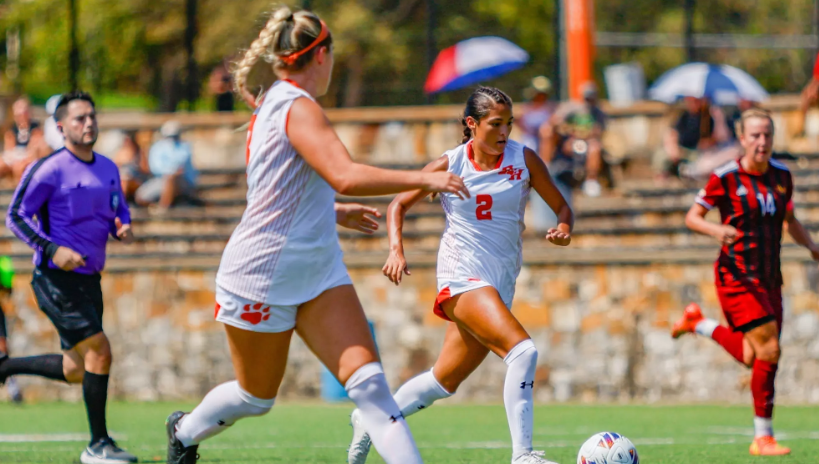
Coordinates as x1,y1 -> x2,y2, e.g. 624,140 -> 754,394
503,339 -> 538,460
175,381 -> 274,447
345,362 -> 422,464
393,369 -> 453,418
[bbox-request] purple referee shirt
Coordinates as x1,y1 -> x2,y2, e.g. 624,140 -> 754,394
6,148 -> 131,275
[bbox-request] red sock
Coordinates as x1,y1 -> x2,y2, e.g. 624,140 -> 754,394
751,360 -> 777,418
711,326 -> 745,364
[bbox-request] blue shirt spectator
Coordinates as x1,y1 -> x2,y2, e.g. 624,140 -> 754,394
135,121 -> 199,208
148,125 -> 197,185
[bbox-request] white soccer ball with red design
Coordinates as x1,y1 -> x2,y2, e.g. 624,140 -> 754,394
577,432 -> 639,464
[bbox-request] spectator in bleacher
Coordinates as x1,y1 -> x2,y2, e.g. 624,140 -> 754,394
135,120 -> 199,209
1,97 -> 49,183
530,81 -> 607,230
542,82 -> 607,197
519,76 -> 560,232
209,64 -> 235,112
654,96 -> 732,181
726,99 -> 757,142
795,52 -> 819,137
114,131 -> 150,203
517,76 -> 555,153
43,94 -> 65,152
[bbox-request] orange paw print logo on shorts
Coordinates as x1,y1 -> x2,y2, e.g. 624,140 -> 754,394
240,303 -> 271,325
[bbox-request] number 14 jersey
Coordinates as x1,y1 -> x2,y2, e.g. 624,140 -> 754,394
436,139 -> 531,310
695,159 -> 794,289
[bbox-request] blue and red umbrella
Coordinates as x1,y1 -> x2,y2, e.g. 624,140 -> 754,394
424,37 -> 529,94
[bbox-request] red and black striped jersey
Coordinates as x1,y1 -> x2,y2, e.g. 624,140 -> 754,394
695,159 -> 794,289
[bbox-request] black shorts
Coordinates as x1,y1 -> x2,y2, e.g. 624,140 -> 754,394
31,268 -> 103,350
0,302 -> 6,338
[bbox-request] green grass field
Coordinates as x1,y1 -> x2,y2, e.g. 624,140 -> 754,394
0,402 -> 817,463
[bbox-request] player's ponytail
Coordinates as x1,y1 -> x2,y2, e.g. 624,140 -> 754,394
461,86 -> 513,143
233,6 -> 332,108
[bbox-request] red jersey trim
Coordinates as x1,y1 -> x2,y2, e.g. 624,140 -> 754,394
467,141 -> 504,171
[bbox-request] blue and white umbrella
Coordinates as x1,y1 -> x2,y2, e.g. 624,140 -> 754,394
648,62 -> 769,105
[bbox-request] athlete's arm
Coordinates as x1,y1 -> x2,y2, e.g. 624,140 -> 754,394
685,203 -> 737,245
287,98 -> 468,199
6,161 -> 86,270
524,147 -> 573,246
687,173 -> 737,245
110,168 -> 133,243
785,209 -> 819,260
382,156 -> 449,285
335,202 -> 381,234
6,161 -> 60,259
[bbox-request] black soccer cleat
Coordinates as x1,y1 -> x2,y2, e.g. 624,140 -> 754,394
166,411 -> 199,464
0,352 -> 8,386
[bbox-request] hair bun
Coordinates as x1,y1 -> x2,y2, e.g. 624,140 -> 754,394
272,6 -> 294,22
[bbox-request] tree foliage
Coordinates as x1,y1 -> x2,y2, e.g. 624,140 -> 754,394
0,0 -> 815,109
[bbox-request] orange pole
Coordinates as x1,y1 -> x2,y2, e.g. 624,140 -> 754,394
566,0 -> 594,100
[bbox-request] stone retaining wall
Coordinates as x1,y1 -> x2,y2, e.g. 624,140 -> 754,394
3,261 -> 818,405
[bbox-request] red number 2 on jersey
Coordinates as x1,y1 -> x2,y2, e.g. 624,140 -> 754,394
476,194 -> 493,220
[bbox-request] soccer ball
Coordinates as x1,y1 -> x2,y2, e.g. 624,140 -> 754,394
577,432 -> 639,464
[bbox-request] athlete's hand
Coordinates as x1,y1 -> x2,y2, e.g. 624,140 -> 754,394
52,246 -> 86,271
382,249 -> 410,285
546,228 -> 571,246
335,203 -> 381,234
115,217 -> 134,244
423,172 -> 470,200
715,225 -> 738,245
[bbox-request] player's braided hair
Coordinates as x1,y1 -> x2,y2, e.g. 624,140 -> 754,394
736,107 -> 774,137
461,86 -> 513,143
232,6 -> 332,108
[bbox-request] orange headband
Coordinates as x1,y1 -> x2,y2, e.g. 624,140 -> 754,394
280,20 -> 329,65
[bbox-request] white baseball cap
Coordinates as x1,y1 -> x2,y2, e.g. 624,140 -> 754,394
160,120 -> 182,138
45,94 -> 62,116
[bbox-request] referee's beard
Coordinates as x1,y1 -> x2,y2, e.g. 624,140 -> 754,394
67,131 -> 98,149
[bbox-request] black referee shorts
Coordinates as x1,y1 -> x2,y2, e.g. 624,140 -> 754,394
31,267 -> 104,350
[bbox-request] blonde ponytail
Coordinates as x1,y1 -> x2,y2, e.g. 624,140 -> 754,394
232,6 -> 332,108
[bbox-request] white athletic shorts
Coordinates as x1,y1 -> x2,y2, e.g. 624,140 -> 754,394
214,263 -> 352,333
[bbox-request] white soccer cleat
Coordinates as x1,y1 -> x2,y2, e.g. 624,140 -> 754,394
6,377 -> 23,403
347,408 -> 371,464
512,450 -> 560,464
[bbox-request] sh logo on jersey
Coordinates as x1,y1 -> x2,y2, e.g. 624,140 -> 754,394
736,185 -> 748,196
499,165 -> 523,181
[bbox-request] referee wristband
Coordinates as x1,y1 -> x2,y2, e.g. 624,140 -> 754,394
43,242 -> 60,260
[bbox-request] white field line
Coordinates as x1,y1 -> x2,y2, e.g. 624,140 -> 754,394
0,432 -> 126,443
1,431 -> 817,454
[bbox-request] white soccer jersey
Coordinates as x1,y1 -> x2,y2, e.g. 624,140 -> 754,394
216,80 -> 349,306
435,139 -> 531,314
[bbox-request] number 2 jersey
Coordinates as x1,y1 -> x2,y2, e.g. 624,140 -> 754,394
695,159 -> 794,289
434,139 -> 531,317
